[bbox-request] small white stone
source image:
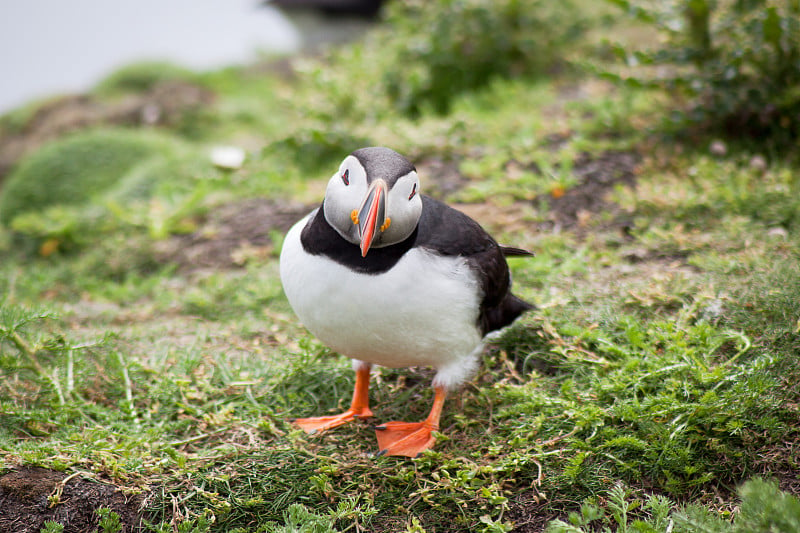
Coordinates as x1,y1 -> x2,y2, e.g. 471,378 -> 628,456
749,155 -> 767,173
709,140 -> 727,157
210,146 -> 246,169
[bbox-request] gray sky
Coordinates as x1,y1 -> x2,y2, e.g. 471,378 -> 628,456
0,0 -> 298,112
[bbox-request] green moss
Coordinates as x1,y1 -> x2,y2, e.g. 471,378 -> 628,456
0,128 -> 181,224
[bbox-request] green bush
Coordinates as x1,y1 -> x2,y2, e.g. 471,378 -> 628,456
603,0 -> 800,143
0,128 -> 179,225
381,0 -> 588,116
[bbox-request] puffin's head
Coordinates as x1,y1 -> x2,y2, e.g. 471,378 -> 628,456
323,147 -> 422,257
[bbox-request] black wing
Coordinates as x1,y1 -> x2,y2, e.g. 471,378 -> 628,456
415,196 -> 534,336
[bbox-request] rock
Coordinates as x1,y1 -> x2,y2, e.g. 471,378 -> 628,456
749,154 -> 767,173
709,140 -> 727,157
210,145 -> 246,169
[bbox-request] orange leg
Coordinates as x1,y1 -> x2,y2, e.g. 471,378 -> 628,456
292,364 -> 374,434
374,386 -> 446,457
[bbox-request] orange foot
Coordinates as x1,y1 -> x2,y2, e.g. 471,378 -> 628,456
375,384 -> 447,458
375,421 -> 437,457
292,406 -> 373,434
291,363 -> 373,435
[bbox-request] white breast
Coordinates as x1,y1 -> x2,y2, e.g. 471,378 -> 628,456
279,213 -> 484,373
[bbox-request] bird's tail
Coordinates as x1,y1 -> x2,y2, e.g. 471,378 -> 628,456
500,245 -> 534,257
480,294 -> 536,336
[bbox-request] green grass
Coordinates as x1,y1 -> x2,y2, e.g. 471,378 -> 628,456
2,2 -> 800,532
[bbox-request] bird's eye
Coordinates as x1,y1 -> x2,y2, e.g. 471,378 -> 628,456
408,183 -> 417,200
341,169 -> 350,185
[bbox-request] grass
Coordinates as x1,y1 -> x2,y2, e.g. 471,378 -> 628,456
2,4 -> 800,532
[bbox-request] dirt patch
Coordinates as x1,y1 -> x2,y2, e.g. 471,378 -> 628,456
0,80 -> 214,181
0,467 -> 146,533
415,156 -> 470,199
157,198 -> 311,271
622,246 -> 692,266
506,492 -> 560,532
541,150 -> 640,232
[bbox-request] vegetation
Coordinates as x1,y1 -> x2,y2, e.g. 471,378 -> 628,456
380,0 -> 588,116
546,478 -> 800,532
1,0 -> 799,531
0,128 -> 182,224
602,0 -> 800,143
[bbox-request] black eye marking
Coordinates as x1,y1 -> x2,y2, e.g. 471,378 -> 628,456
342,169 -> 350,185
408,183 -> 417,200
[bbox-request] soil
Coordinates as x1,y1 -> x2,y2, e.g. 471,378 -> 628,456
506,493 -> 563,533
414,156 -> 470,199
157,198 -> 312,271
540,149 -> 640,232
0,80 -> 214,182
0,467 -> 146,533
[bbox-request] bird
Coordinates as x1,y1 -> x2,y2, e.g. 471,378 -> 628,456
279,147 -> 534,457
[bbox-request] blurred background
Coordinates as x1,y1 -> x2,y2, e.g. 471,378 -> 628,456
0,0 -> 379,113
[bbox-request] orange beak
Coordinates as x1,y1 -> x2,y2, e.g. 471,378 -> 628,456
356,179 -> 388,257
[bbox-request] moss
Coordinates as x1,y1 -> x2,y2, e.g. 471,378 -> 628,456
0,128 -> 181,224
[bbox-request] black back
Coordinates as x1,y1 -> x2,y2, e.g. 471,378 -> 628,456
300,195 -> 533,335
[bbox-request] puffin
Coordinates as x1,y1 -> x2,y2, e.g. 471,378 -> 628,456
279,147 -> 533,457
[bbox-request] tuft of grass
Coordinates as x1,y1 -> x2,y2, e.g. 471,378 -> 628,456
96,507 -> 123,533
546,477 -> 800,532
38,522 -> 64,533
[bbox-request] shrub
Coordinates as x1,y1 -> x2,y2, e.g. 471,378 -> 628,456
0,128 -> 179,225
603,0 -> 800,144
381,0 -> 588,117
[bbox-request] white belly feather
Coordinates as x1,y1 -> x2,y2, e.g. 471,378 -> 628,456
280,213 -> 484,380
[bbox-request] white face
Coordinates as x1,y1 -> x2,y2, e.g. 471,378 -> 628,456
323,154 -> 423,249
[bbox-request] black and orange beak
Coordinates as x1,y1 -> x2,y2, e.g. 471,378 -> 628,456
356,179 -> 388,257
